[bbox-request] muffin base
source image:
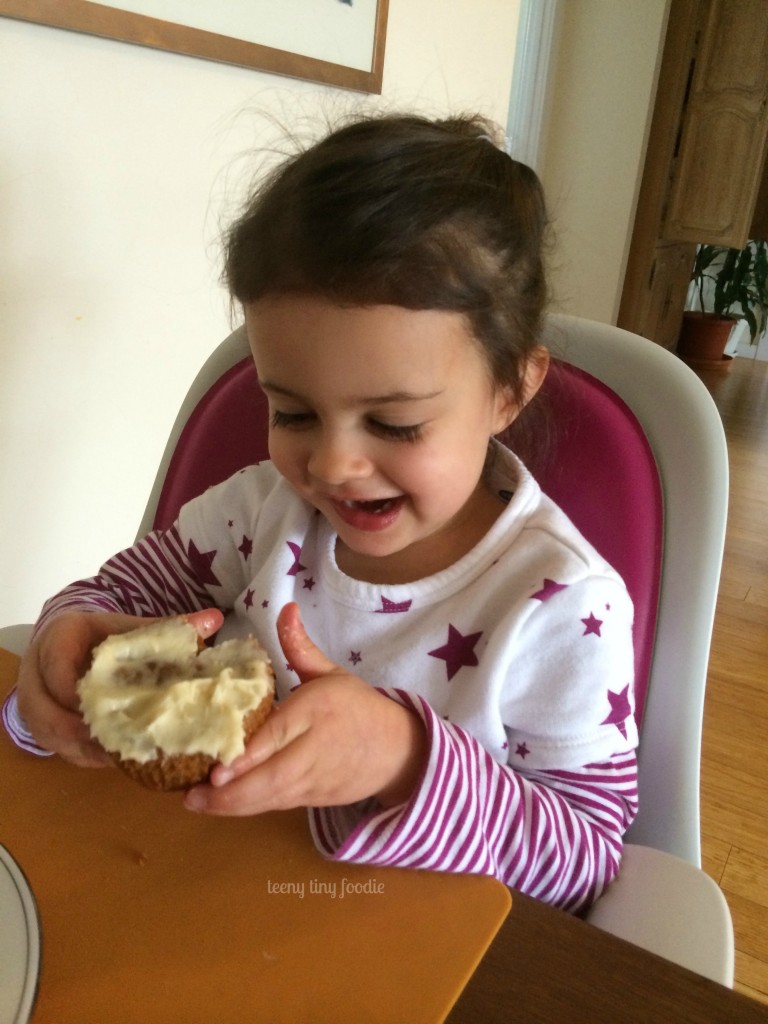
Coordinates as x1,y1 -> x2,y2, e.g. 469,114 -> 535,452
112,692 -> 275,791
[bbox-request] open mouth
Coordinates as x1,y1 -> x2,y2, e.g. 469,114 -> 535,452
332,495 -> 405,531
341,498 -> 398,514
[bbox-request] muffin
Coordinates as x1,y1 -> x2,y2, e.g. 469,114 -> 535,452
77,618 -> 274,790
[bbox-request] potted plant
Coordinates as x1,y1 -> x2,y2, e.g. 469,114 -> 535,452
677,239 -> 768,369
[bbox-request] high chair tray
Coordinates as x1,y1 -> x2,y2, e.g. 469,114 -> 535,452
0,650 -> 510,1024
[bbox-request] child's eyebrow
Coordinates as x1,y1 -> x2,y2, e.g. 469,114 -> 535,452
260,380 -> 443,405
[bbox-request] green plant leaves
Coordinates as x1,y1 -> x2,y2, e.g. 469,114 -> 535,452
690,240 -> 768,342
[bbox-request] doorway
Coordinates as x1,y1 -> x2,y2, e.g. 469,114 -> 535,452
617,0 -> 768,353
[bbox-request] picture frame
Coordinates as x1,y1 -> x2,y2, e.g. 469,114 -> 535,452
0,0 -> 389,93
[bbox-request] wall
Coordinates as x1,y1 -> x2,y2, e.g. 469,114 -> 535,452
536,0 -> 669,324
0,2 -> 520,624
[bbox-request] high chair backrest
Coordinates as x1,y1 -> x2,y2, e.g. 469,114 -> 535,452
138,314 -> 728,867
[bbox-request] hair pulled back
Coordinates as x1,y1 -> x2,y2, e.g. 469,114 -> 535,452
224,113 -> 549,407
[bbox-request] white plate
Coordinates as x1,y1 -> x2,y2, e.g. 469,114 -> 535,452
0,845 -> 40,1024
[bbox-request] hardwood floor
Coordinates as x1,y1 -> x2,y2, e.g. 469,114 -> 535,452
695,355 -> 768,1003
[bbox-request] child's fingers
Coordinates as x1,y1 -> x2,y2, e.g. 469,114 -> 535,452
277,602 -> 339,683
186,730 -> 324,816
58,732 -> 115,769
184,608 -> 225,640
207,691 -> 312,787
16,609 -> 221,765
185,679 -> 427,816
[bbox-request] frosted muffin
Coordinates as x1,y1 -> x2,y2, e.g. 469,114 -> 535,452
78,618 -> 274,790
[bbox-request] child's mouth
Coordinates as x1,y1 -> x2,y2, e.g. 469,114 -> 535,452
332,496 -> 404,531
343,498 -> 397,513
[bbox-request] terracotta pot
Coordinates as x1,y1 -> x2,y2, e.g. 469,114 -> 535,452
676,311 -> 736,363
679,353 -> 734,373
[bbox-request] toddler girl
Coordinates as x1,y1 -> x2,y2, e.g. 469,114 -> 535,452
5,113 -> 637,912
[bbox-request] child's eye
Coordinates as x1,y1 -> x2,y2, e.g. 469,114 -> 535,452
368,420 -> 423,443
270,410 -> 314,430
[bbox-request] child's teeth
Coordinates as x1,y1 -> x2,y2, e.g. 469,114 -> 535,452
344,498 -> 394,512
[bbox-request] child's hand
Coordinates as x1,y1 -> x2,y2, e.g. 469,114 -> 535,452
15,608 -> 223,767
185,603 -> 427,817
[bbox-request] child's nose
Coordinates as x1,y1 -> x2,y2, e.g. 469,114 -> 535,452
308,432 -> 371,486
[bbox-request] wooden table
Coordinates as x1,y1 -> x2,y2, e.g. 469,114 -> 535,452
3,648 -> 767,1023
449,891 -> 768,1023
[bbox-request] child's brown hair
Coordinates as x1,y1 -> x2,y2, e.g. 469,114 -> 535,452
224,112 -> 549,412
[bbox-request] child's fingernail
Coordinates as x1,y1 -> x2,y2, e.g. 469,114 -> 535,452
215,768 -> 233,786
185,789 -> 206,811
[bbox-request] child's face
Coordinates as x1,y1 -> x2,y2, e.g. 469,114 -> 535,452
246,296 -> 535,584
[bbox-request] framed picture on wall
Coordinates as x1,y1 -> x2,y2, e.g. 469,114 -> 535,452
0,0 -> 389,93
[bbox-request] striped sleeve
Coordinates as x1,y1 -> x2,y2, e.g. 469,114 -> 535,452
309,690 -> 638,913
34,525 -> 216,634
2,690 -> 53,757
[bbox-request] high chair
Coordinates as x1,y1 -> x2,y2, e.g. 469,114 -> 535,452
0,314 -> 734,985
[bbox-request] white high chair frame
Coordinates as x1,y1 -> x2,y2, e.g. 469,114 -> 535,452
1,314 -> 735,984
544,317 -> 733,985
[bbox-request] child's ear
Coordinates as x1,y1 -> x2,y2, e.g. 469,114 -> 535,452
521,345 -> 550,407
492,346 -> 550,433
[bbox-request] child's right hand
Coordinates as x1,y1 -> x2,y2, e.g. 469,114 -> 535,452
15,608 -> 223,767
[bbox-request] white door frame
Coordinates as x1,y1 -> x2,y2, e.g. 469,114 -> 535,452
506,0 -> 561,170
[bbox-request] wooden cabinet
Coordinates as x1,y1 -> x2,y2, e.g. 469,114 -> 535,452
662,0 -> 768,248
640,242 -> 698,349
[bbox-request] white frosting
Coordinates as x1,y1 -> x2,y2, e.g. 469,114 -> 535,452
78,620 -> 273,764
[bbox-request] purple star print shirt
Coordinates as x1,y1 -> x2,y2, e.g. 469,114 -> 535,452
5,443 -> 638,912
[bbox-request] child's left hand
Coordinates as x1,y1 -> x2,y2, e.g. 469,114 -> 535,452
184,603 -> 427,817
